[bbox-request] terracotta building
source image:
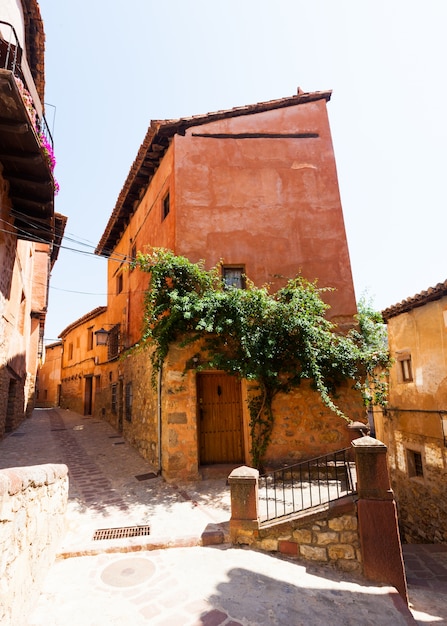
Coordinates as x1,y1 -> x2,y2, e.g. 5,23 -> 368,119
0,1 -> 65,436
35,341 -> 62,408
56,307 -> 110,417
54,88 -> 362,482
379,282 -> 447,543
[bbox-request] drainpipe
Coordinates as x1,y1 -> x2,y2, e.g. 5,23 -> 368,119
157,362 -> 162,474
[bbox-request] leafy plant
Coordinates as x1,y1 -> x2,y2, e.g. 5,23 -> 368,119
134,248 -> 390,468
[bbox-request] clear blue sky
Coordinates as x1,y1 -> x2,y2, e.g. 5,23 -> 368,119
38,0 -> 447,343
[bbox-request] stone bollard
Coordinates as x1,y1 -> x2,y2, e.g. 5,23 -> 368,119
352,436 -> 408,603
228,465 -> 259,544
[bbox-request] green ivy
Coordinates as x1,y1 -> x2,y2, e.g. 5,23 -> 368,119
133,248 -> 391,468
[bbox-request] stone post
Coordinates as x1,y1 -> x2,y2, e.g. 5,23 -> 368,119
352,436 -> 408,603
228,465 -> 259,544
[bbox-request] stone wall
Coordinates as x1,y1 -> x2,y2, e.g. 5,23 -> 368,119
246,498 -> 361,574
228,438 -> 408,601
0,463 -> 68,626
386,424 -> 447,543
121,347 -> 159,467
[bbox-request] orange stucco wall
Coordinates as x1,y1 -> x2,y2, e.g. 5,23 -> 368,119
106,99 -> 356,352
375,298 -> 447,542
36,343 -> 62,407
174,99 -> 356,321
105,146 -> 174,347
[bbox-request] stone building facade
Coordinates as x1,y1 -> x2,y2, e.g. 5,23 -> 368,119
0,1 -> 65,437
35,341 -> 62,407
56,90 -> 365,481
379,281 -> 447,543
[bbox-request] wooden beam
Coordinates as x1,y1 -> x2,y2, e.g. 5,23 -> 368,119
0,151 -> 41,164
0,118 -> 29,134
7,173 -> 53,190
11,196 -> 53,211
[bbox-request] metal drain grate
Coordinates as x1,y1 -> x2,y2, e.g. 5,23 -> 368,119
93,525 -> 151,541
135,472 -> 158,481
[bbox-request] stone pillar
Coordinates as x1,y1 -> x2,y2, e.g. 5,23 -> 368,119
352,436 -> 408,603
228,466 -> 259,544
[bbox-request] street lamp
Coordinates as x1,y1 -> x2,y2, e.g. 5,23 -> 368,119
94,327 -> 109,346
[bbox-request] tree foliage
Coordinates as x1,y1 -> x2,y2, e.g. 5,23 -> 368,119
134,248 -> 390,468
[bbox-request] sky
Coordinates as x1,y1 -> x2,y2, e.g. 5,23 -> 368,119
37,0 -> 447,343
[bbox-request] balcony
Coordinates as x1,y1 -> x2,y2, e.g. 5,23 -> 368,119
0,21 -> 55,243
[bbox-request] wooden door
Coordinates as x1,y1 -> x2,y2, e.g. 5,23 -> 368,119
84,376 -> 93,415
197,372 -> 244,464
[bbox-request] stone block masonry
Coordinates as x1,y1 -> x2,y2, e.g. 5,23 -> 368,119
228,437 -> 409,601
0,463 -> 68,626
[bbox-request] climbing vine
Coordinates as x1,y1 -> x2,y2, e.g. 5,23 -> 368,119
133,248 -> 391,468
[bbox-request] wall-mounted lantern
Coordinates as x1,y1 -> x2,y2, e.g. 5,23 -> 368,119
94,327 -> 109,346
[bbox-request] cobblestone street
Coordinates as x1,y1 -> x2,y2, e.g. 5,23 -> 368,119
0,408 -> 445,624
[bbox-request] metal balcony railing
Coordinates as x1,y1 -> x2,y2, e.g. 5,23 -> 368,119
259,448 -> 357,523
0,19 -> 53,148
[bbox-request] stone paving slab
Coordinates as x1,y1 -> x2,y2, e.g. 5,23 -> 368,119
1,408 -> 444,624
0,408 -> 231,555
28,546 -> 415,626
402,544 -> 447,624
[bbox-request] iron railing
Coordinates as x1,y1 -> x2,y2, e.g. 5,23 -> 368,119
0,20 -> 53,148
259,448 -> 357,523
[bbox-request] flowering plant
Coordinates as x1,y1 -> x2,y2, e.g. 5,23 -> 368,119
14,77 -> 59,195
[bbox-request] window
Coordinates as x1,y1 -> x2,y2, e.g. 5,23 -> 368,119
162,192 -> 170,220
125,382 -> 133,422
396,350 -> 413,382
407,449 -> 424,478
222,266 -> 245,289
130,243 -> 137,270
116,273 -> 123,294
87,326 -> 94,351
111,383 -> 117,414
107,325 -> 120,360
68,342 -> 73,361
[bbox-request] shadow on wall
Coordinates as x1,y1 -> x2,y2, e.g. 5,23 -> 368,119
0,357 -> 26,438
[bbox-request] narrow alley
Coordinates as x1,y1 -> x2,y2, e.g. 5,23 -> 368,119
0,409 -> 445,625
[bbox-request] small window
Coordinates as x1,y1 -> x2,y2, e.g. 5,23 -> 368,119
222,266 -> 245,289
68,343 -> 73,361
87,326 -> 94,351
130,243 -> 137,270
162,192 -> 170,220
400,357 -> 413,382
396,351 -> 413,383
116,273 -> 123,294
111,383 -> 117,415
125,382 -> 133,422
107,325 -> 120,360
407,449 -> 424,478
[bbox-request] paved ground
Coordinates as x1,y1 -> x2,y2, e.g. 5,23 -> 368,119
0,408 -> 444,625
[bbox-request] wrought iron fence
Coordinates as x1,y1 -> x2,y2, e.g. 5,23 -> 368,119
259,448 -> 357,523
0,20 -> 53,148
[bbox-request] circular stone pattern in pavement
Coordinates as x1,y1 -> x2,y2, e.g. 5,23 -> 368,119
100,557 -> 156,588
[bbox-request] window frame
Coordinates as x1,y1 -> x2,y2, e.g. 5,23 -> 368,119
396,350 -> 413,383
162,191 -> 170,221
407,448 -> 424,478
222,265 -> 246,289
125,381 -> 133,422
